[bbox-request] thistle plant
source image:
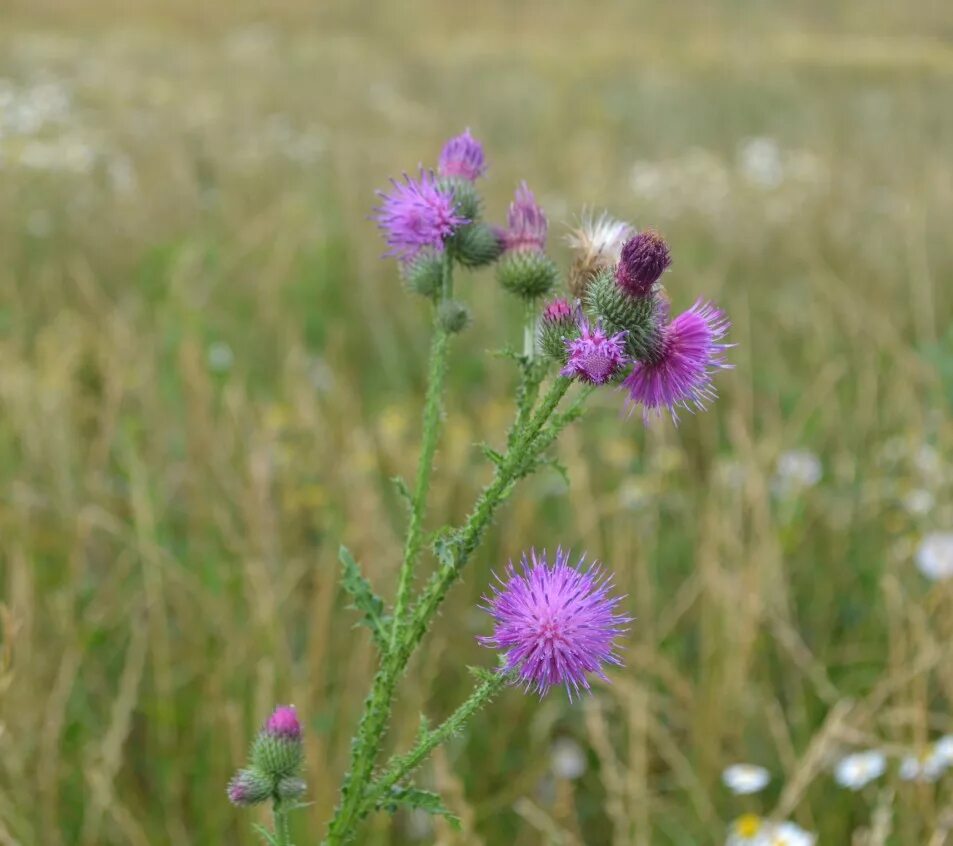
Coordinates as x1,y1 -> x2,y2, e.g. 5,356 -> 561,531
228,129 -> 734,843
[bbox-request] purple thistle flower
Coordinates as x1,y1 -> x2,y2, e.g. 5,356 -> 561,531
623,299 -> 732,423
561,316 -> 627,385
374,169 -> 468,260
265,705 -> 301,741
438,128 -> 487,181
503,181 -> 547,253
478,548 -> 631,700
616,230 -> 671,298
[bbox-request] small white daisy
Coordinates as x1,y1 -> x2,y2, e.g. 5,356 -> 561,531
727,814 -> 772,846
772,450 -> 822,496
550,737 -> 587,780
902,488 -> 935,517
766,821 -> 817,846
915,532 -> 953,581
722,763 -> 771,795
899,750 -> 945,783
833,749 -> 887,790
933,734 -> 953,766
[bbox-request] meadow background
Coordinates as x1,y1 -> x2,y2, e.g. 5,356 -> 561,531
1,1 -> 952,843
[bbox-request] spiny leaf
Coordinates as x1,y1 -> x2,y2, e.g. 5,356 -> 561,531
338,545 -> 389,649
252,824 -> 279,846
391,475 -> 413,510
478,442 -> 505,467
431,528 -> 458,568
378,786 -> 461,830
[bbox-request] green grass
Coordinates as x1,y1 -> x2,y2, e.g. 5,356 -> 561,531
1,2 -> 952,844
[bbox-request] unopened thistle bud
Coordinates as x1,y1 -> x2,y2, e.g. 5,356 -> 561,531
227,768 -> 272,807
400,249 -> 444,298
276,776 -> 308,801
585,268 -> 662,360
565,211 -> 633,299
451,221 -> 504,268
615,230 -> 671,298
437,299 -> 471,334
537,298 -> 577,362
497,251 -> 559,301
251,705 -> 304,780
437,177 -> 482,223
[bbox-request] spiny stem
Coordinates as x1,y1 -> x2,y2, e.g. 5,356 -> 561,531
361,671 -> 509,815
403,377 -> 572,657
327,376 -> 577,844
327,259 -> 454,844
391,322 -> 450,647
273,800 -> 291,846
522,300 -> 536,360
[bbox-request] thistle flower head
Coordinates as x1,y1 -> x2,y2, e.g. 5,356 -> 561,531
503,181 -> 547,253
561,316 -> 627,385
374,169 -> 468,260
616,230 -> 671,298
478,548 -> 631,700
438,128 -> 487,181
227,768 -> 271,807
566,210 -> 633,298
623,299 -> 732,423
265,705 -> 301,740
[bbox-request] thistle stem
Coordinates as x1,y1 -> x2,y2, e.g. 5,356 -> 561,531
328,261 -> 453,844
522,300 -> 536,360
273,800 -> 291,846
361,671 -> 509,816
327,377 -> 577,845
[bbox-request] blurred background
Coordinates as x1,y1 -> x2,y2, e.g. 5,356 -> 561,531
1,1 -> 952,844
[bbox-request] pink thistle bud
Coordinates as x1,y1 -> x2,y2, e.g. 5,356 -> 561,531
266,705 -> 301,741
616,230 -> 671,298
542,298 -> 573,324
438,128 -> 487,181
503,181 -> 548,253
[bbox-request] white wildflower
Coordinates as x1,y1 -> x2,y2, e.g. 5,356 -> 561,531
722,763 -> 771,795
550,737 -> 587,780
915,532 -> 953,581
833,749 -> 886,790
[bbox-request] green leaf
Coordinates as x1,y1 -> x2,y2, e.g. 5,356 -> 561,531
431,528 -> 457,568
252,824 -> 279,846
378,786 -> 461,830
391,476 -> 413,510
338,545 -> 389,649
478,442 -> 505,467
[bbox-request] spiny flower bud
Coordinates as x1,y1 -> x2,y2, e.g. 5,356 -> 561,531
437,300 -> 471,334
497,250 -> 559,302
227,768 -> 272,806
251,705 -> 304,779
451,221 -> 504,268
585,269 -> 662,360
400,249 -> 444,298
438,129 -> 487,181
537,298 -> 577,362
276,776 -> 308,801
437,177 -> 482,223
565,211 -> 633,299
615,230 -> 671,298
502,182 -> 547,253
